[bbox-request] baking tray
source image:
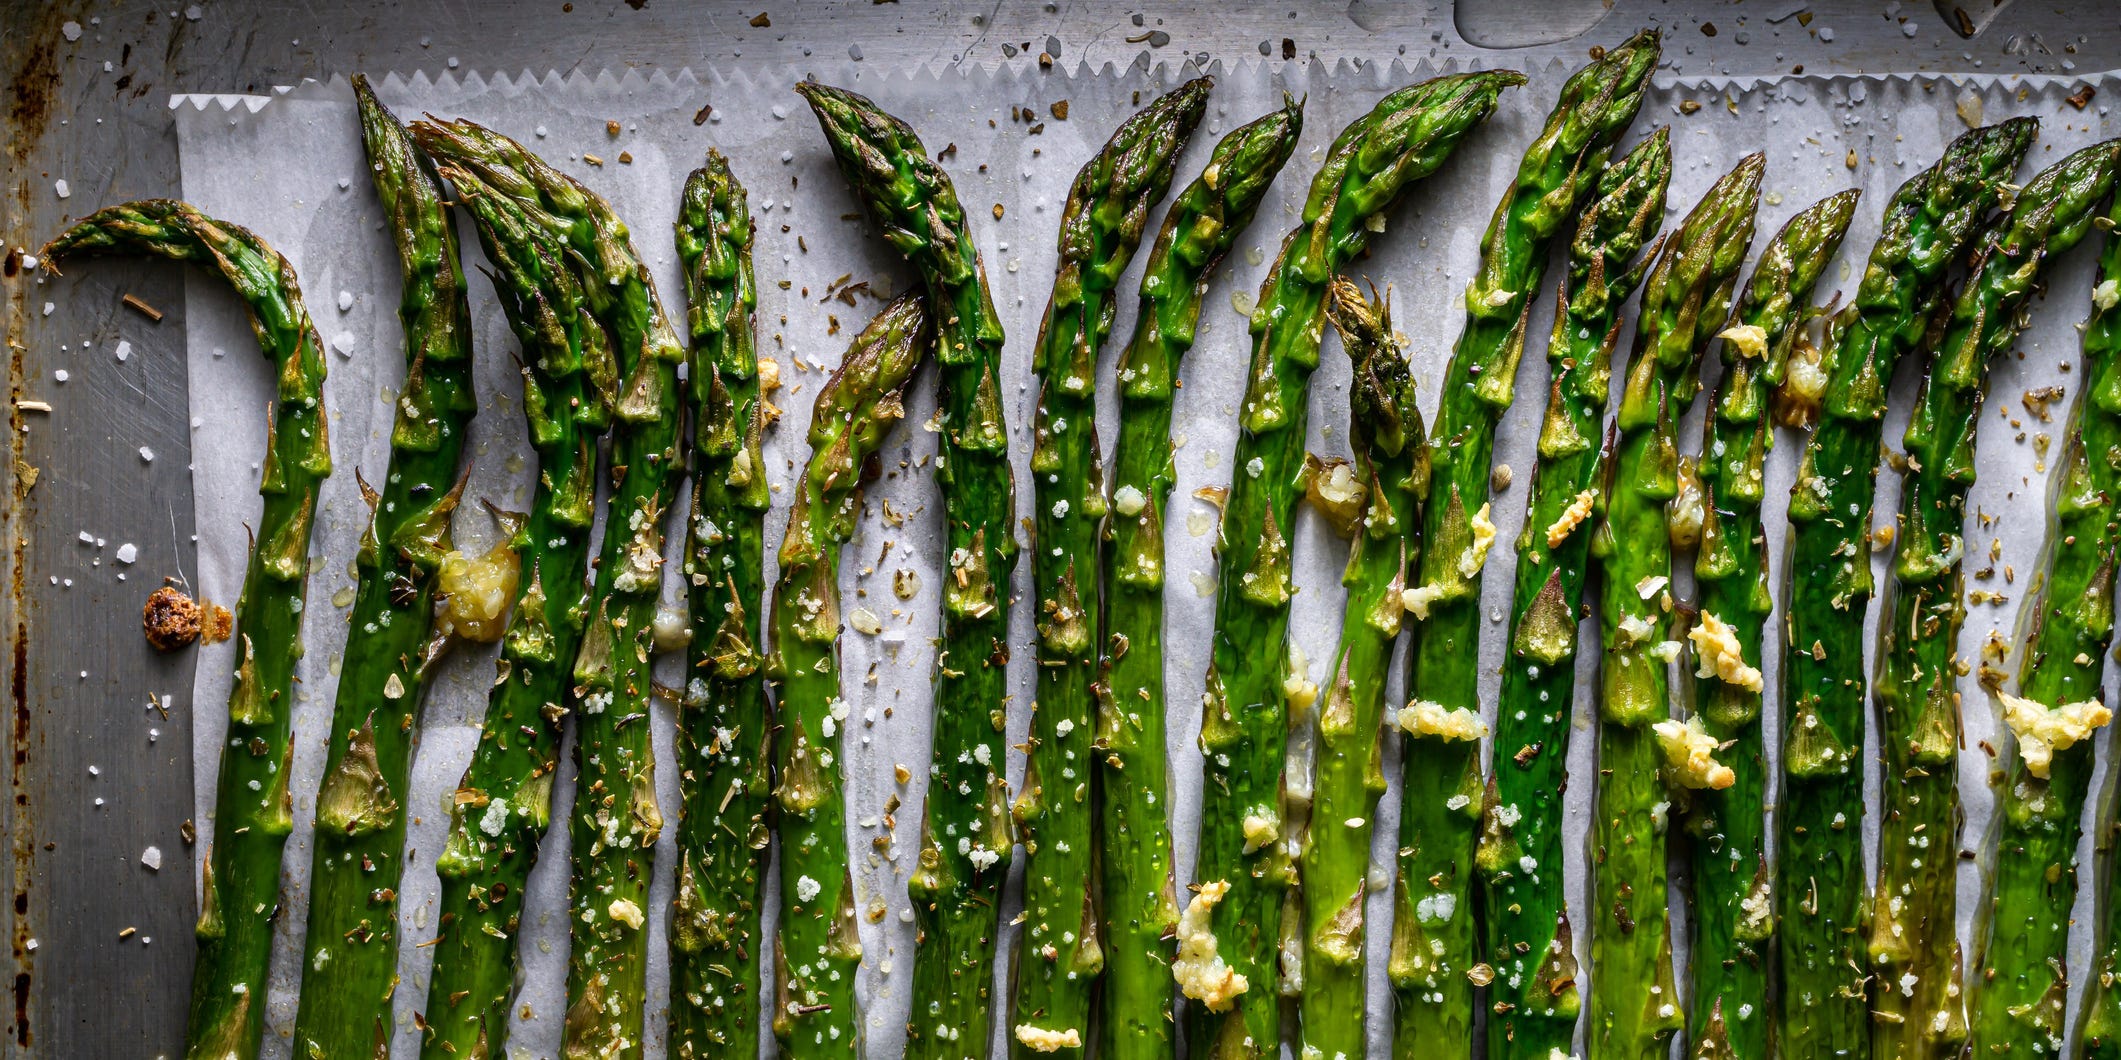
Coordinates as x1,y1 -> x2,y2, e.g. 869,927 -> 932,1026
6,2 -> 2120,1056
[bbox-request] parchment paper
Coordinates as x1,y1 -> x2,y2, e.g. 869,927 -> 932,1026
169,60 -> 2121,1059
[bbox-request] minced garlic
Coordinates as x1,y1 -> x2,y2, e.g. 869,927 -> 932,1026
1546,489 -> 1596,548
1718,323 -> 1768,361
1241,814 -> 1278,854
1690,611 -> 1765,693
1654,716 -> 1736,790
608,897 -> 645,930
436,541 -> 521,643
1998,692 -> 2113,778
1400,699 -> 1487,743
1402,583 -> 1444,621
1013,1025 -> 1082,1052
1283,643 -> 1319,711
1458,503 -> 1498,578
1174,880 -> 1249,1011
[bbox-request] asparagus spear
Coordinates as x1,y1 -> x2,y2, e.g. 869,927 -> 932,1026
1097,98 -> 1302,1060
418,117 -> 689,1060
1590,153 -> 1762,1060
1773,117 -> 2036,1059
1682,188 -> 1859,1060
770,294 -> 933,1056
1179,69 -> 1520,1060
2067,226 -> 2121,1060
289,78 -> 478,1058
1393,36 -> 1659,1057
1949,139 -> 2121,1060
45,202 -> 330,1060
1010,77 -> 1211,1057
410,156 -> 612,1060
1477,129 -> 1670,1060
669,150 -> 772,1058
796,80 -> 1019,1059
1297,279 -> 1429,1060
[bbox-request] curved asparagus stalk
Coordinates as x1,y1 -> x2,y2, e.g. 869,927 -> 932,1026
1478,129 -> 1670,1060
1683,188 -> 1859,1060
1394,35 -> 1659,1058
1774,117 -> 2036,1060
669,150 -> 771,1058
1297,280 -> 1429,1060
2068,227 -> 2121,1060
288,77 -> 478,1058
1181,69 -> 1521,1060
45,202 -> 329,1060
1097,98 -> 1302,1060
410,155 -> 611,1060
418,117 -> 689,1060
1950,139 -> 2121,1060
770,295 -> 932,1057
1591,153 -> 1763,1060
796,81 -> 1019,1060
1011,77 -> 1211,1057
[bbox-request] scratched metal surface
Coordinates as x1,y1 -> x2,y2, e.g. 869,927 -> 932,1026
1,1 -> 2115,1056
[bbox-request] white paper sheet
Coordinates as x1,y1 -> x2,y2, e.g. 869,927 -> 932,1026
168,60 -> 2121,1059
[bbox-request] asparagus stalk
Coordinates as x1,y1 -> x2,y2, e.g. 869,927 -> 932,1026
1296,279 -> 1429,1060
1951,139 -> 2121,1060
45,202 -> 330,1060
289,78 -> 478,1058
1683,188 -> 1859,1060
1097,98 -> 1303,1060
669,150 -> 772,1058
418,117 -> 689,1060
410,154 -> 612,1060
1477,129 -> 1671,1060
1010,77 -> 1211,1057
770,294 -> 933,1056
1774,117 -> 2036,1059
2068,226 -> 2121,1060
1394,36 -> 1659,1058
796,80 -> 1019,1060
1180,69 -> 1520,1060
1590,153 -> 1762,1060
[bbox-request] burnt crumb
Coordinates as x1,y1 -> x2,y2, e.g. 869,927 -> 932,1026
142,586 -> 200,652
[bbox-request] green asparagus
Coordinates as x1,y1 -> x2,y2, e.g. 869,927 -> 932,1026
45,201 -> 331,1060
1683,187 -> 1859,1060
1011,76 -> 1211,1058
1185,68 -> 1521,1060
1774,117 -> 2035,1060
1394,35 -> 1659,1059
1296,279 -> 1429,1060
1477,128 -> 1670,1060
797,80 -> 1019,1059
410,152 -> 613,1059
1590,153 -> 1762,1060
1947,139 -> 2121,1060
1097,97 -> 1302,1060
418,117 -> 689,1060
669,150 -> 772,1058
290,78 -> 479,1059
770,294 -> 932,1057
2066,225 -> 2121,1060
